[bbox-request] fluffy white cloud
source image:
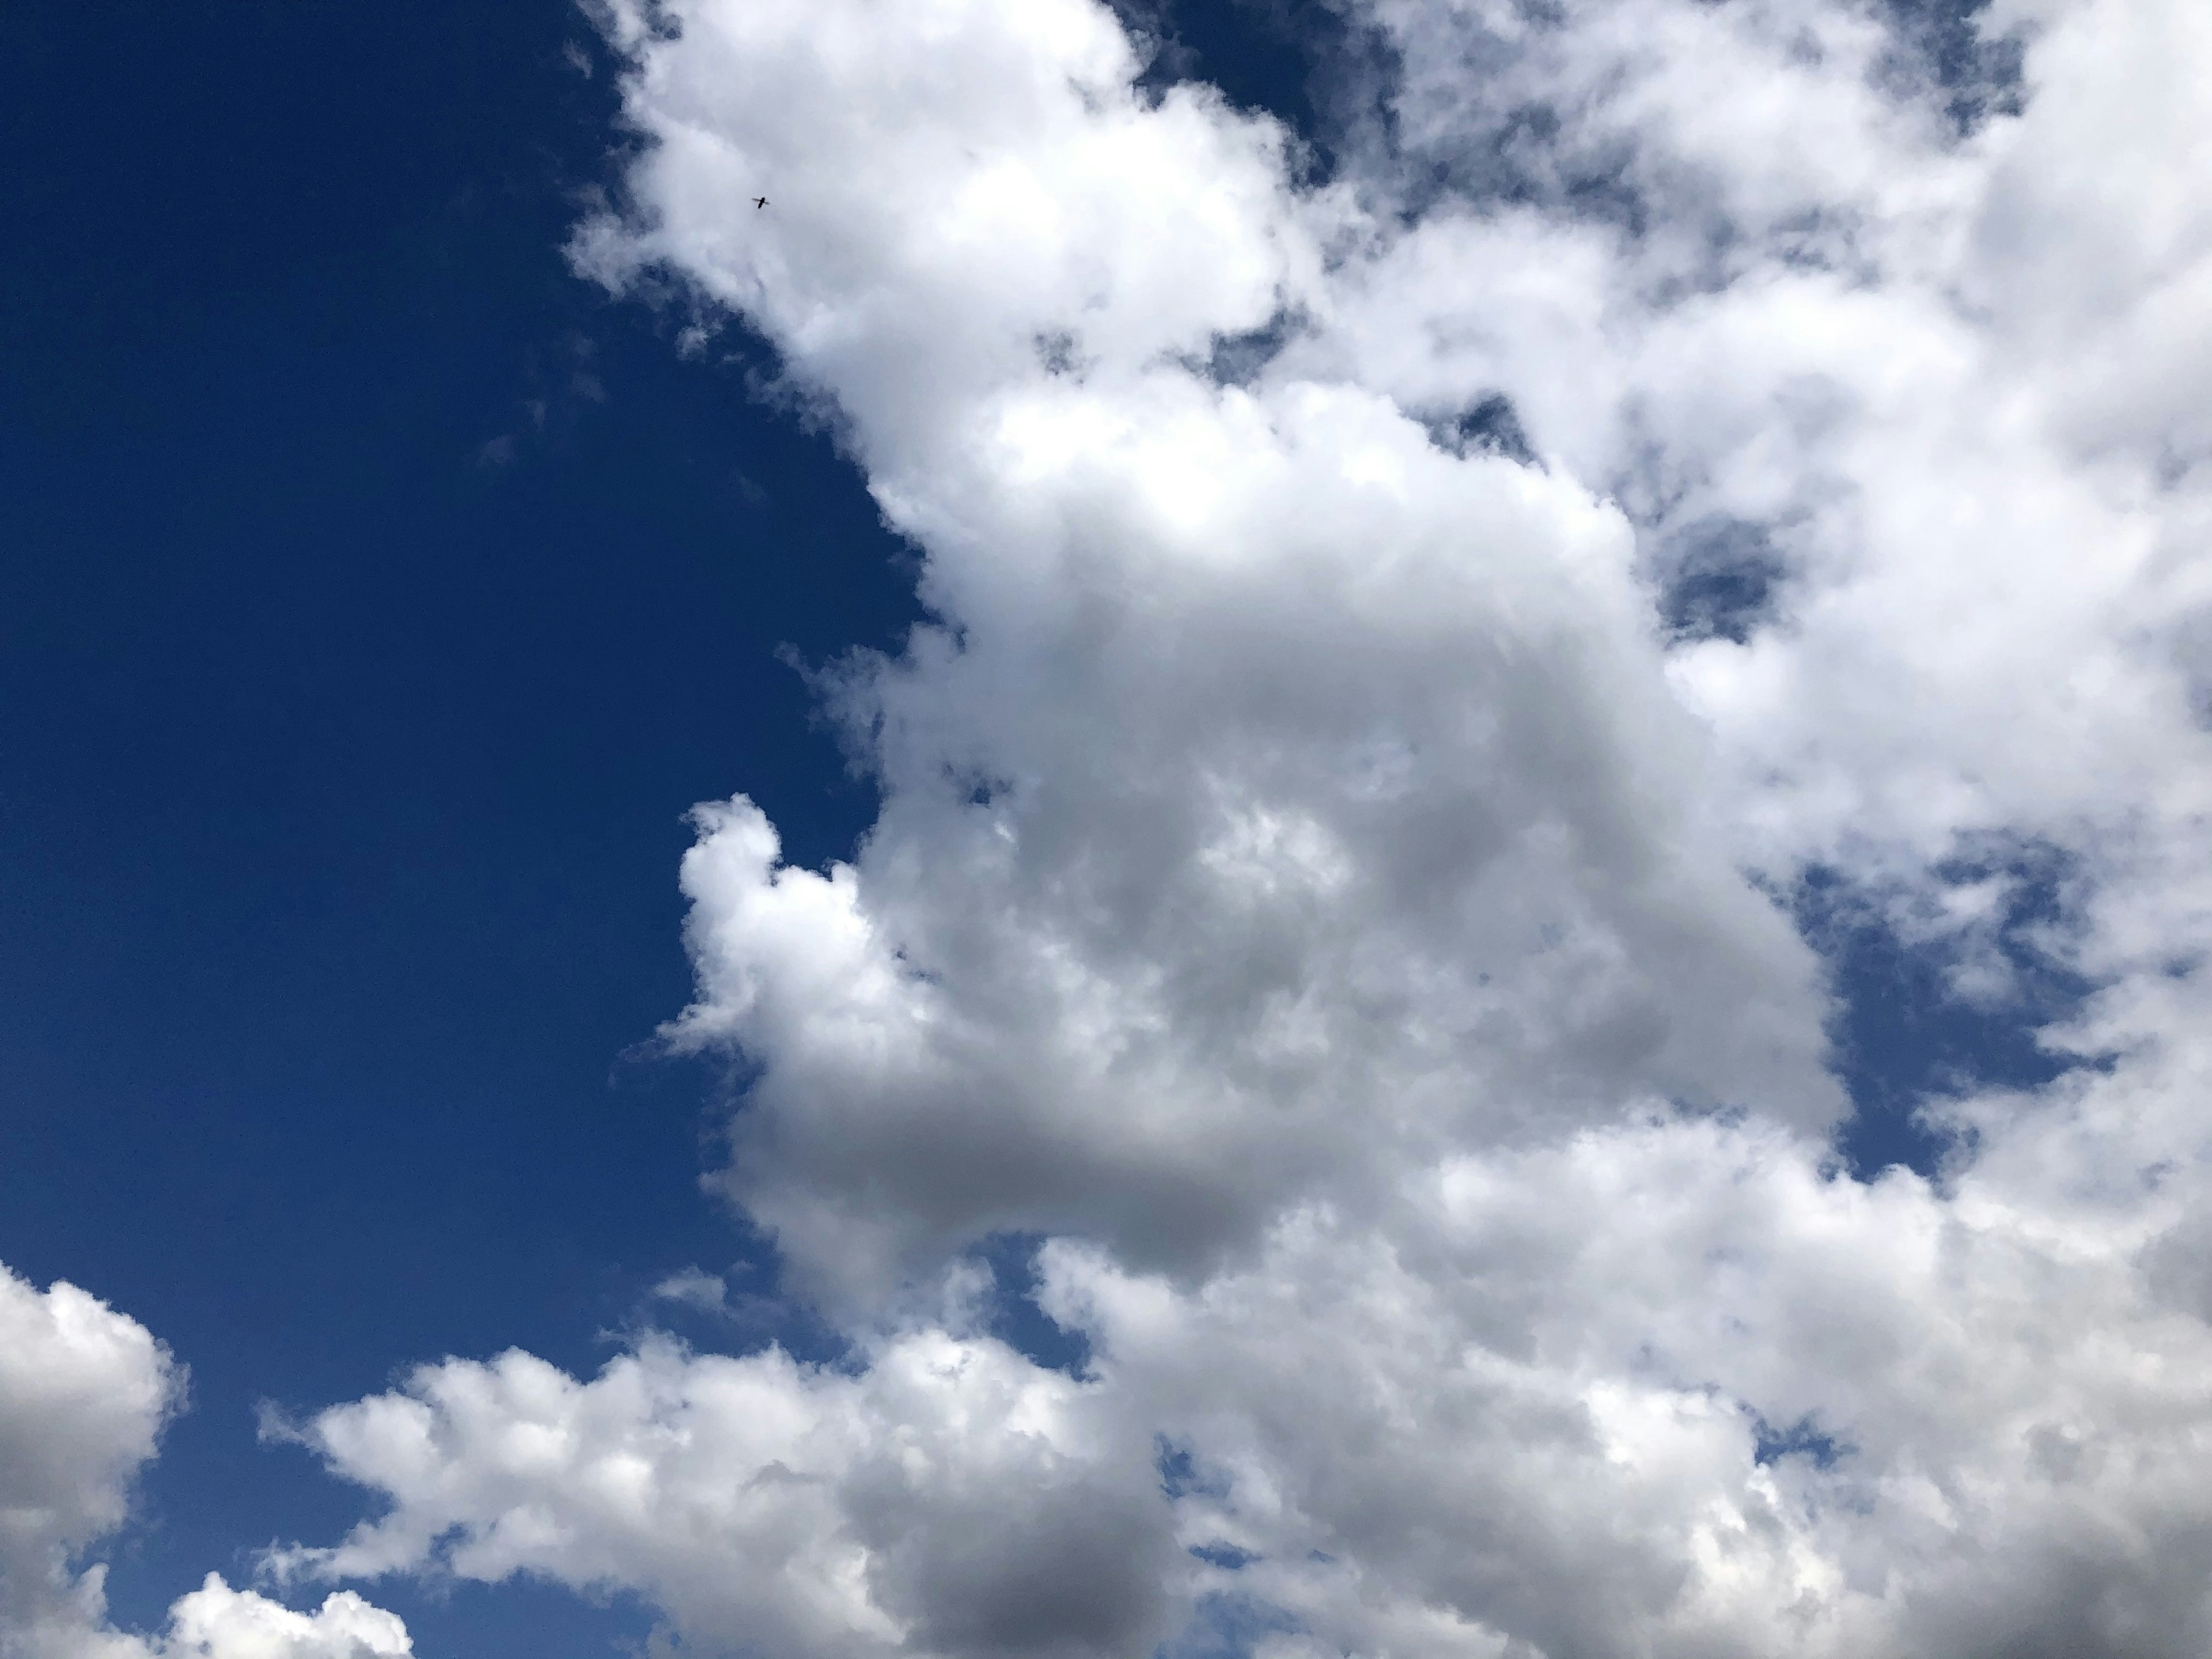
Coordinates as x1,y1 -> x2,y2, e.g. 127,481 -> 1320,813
588,0 -> 1844,1307
154,1580 -> 408,1659
0,1263 -> 178,1659
262,0 -> 2212,1655
278,1107 -> 2212,1657
0,1264 -> 410,1659
1320,0 -> 2212,896
272,1310 -> 1173,1659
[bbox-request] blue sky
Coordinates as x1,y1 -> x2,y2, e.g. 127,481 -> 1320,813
6,2 -> 2207,1657
1,5 -> 910,1649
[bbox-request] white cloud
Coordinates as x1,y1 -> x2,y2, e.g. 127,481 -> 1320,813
0,1264 -> 410,1659
0,1263 -> 178,1659
596,0 -> 1844,1303
154,1580 -> 409,1659
276,1111 -> 2212,1656
649,1266 -> 732,1315
1319,0 -> 2212,897
273,1317 -> 1172,1659
252,0 -> 2212,1654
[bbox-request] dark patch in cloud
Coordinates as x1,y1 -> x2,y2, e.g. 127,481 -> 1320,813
860,1479 -> 1176,1659
1878,0 -> 2028,131
1751,1412 -> 1849,1469
1655,515 -> 1785,645
1035,329 -> 1091,380
1191,309 -> 1308,388
974,1233 -> 1092,1376
1156,1437 -> 1229,1502
1797,850 -> 2097,1181
1664,562 -> 1775,645
1188,1541 -> 1258,1571
1365,78 -> 1655,237
2139,1206 -> 2212,1322
1434,393 -> 1538,467
1159,1592 -> 1302,1659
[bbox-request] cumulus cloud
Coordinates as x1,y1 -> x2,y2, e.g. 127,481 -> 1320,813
0,1264 -> 410,1659
272,1310 -> 1173,1659
253,0 -> 2212,1655
586,0 -> 1844,1305
0,1263 -> 179,1659
153,1580 -> 408,1659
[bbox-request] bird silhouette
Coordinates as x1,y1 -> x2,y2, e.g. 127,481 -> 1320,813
752,196 -> 768,209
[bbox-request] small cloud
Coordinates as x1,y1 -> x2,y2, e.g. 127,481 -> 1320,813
476,335 -> 607,467
253,1397 -> 310,1447
652,1267 -> 732,1316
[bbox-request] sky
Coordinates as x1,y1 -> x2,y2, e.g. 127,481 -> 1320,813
5,1 -> 2212,1657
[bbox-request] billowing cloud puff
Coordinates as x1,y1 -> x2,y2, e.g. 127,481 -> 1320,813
151,1579 -> 409,1659
259,0 -> 2212,1656
0,1264 -> 410,1659
0,1263 -> 178,1659
272,1313 -> 1174,1659
588,0 -> 1846,1304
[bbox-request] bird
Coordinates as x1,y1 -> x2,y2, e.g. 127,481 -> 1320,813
752,195 -> 768,209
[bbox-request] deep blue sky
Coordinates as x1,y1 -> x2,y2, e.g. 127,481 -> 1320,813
1,4 -> 927,1650
0,3 -> 2043,1656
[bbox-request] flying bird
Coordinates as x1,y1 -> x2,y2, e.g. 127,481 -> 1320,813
752,196 -> 768,209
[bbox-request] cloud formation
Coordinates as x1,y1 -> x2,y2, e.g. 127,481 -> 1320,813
0,1264 -> 410,1659
245,0 -> 2212,1655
